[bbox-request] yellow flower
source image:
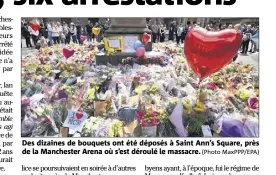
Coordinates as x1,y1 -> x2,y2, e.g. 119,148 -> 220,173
32,74 -> 38,79
78,80 -> 85,87
135,85 -> 147,95
254,89 -> 259,96
26,63 -> 37,71
183,100 -> 191,111
87,88 -> 96,100
170,98 -> 177,104
213,76 -> 220,82
157,109 -> 165,114
235,90 -> 240,97
43,65 -> 50,72
77,65 -> 83,71
179,57 -> 185,63
240,90 -> 250,101
21,83 -> 25,88
193,102 -> 205,112
108,121 -> 124,137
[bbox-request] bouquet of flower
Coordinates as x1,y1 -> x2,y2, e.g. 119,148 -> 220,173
137,108 -> 167,127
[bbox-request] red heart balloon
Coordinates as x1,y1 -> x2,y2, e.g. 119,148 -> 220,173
63,47 -> 75,59
30,22 -> 40,32
76,112 -> 83,120
184,28 -> 242,81
142,32 -> 151,45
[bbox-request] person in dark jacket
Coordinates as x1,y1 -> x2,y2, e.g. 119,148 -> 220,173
241,25 -> 254,54
21,23 -> 32,48
76,21 -> 82,44
39,23 -> 46,38
169,21 -> 176,41
85,21 -> 93,42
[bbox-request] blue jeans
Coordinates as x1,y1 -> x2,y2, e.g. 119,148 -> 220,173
97,35 -> 101,42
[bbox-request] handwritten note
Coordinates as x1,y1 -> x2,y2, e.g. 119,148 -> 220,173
63,110 -> 88,134
123,35 -> 138,53
108,39 -> 120,48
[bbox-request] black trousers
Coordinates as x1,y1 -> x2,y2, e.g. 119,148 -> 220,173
77,34 -> 81,44
176,36 -> 181,45
241,40 -> 250,53
169,33 -> 174,41
25,36 -> 32,47
157,34 -> 160,42
66,34 -> 71,44
152,33 -> 157,43
181,32 -> 185,43
53,37 -> 60,44
31,35 -> 38,46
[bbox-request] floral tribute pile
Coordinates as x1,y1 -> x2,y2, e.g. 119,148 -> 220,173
21,42 -> 259,137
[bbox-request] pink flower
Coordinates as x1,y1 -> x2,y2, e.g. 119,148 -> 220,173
207,82 -> 216,90
248,97 -> 258,110
151,119 -> 159,126
137,111 -> 145,119
41,117 -> 52,124
141,119 -> 149,127
150,111 -> 157,117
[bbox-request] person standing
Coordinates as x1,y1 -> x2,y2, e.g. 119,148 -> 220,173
169,21 -> 176,41
249,27 -> 259,53
176,24 -> 183,45
156,23 -> 160,43
39,23 -> 46,38
22,23 -> 32,48
76,21 -> 82,44
62,23 -> 70,44
241,25 -> 253,54
85,21 -> 93,42
174,21 -> 178,41
70,23 -> 77,43
56,22 -> 63,42
47,22 -> 53,46
159,24 -> 165,42
151,21 -> 158,43
181,24 -> 186,43
52,22 -> 60,44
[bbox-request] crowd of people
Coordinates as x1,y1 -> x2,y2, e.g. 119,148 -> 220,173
21,20 -> 109,50
147,20 -> 259,54
147,20 -> 189,45
22,19 -> 259,57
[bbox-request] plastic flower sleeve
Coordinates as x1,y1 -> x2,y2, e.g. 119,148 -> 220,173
51,99 -> 68,129
243,118 -> 259,137
214,114 -> 246,137
21,116 -> 39,137
117,107 -> 138,126
169,103 -> 188,137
